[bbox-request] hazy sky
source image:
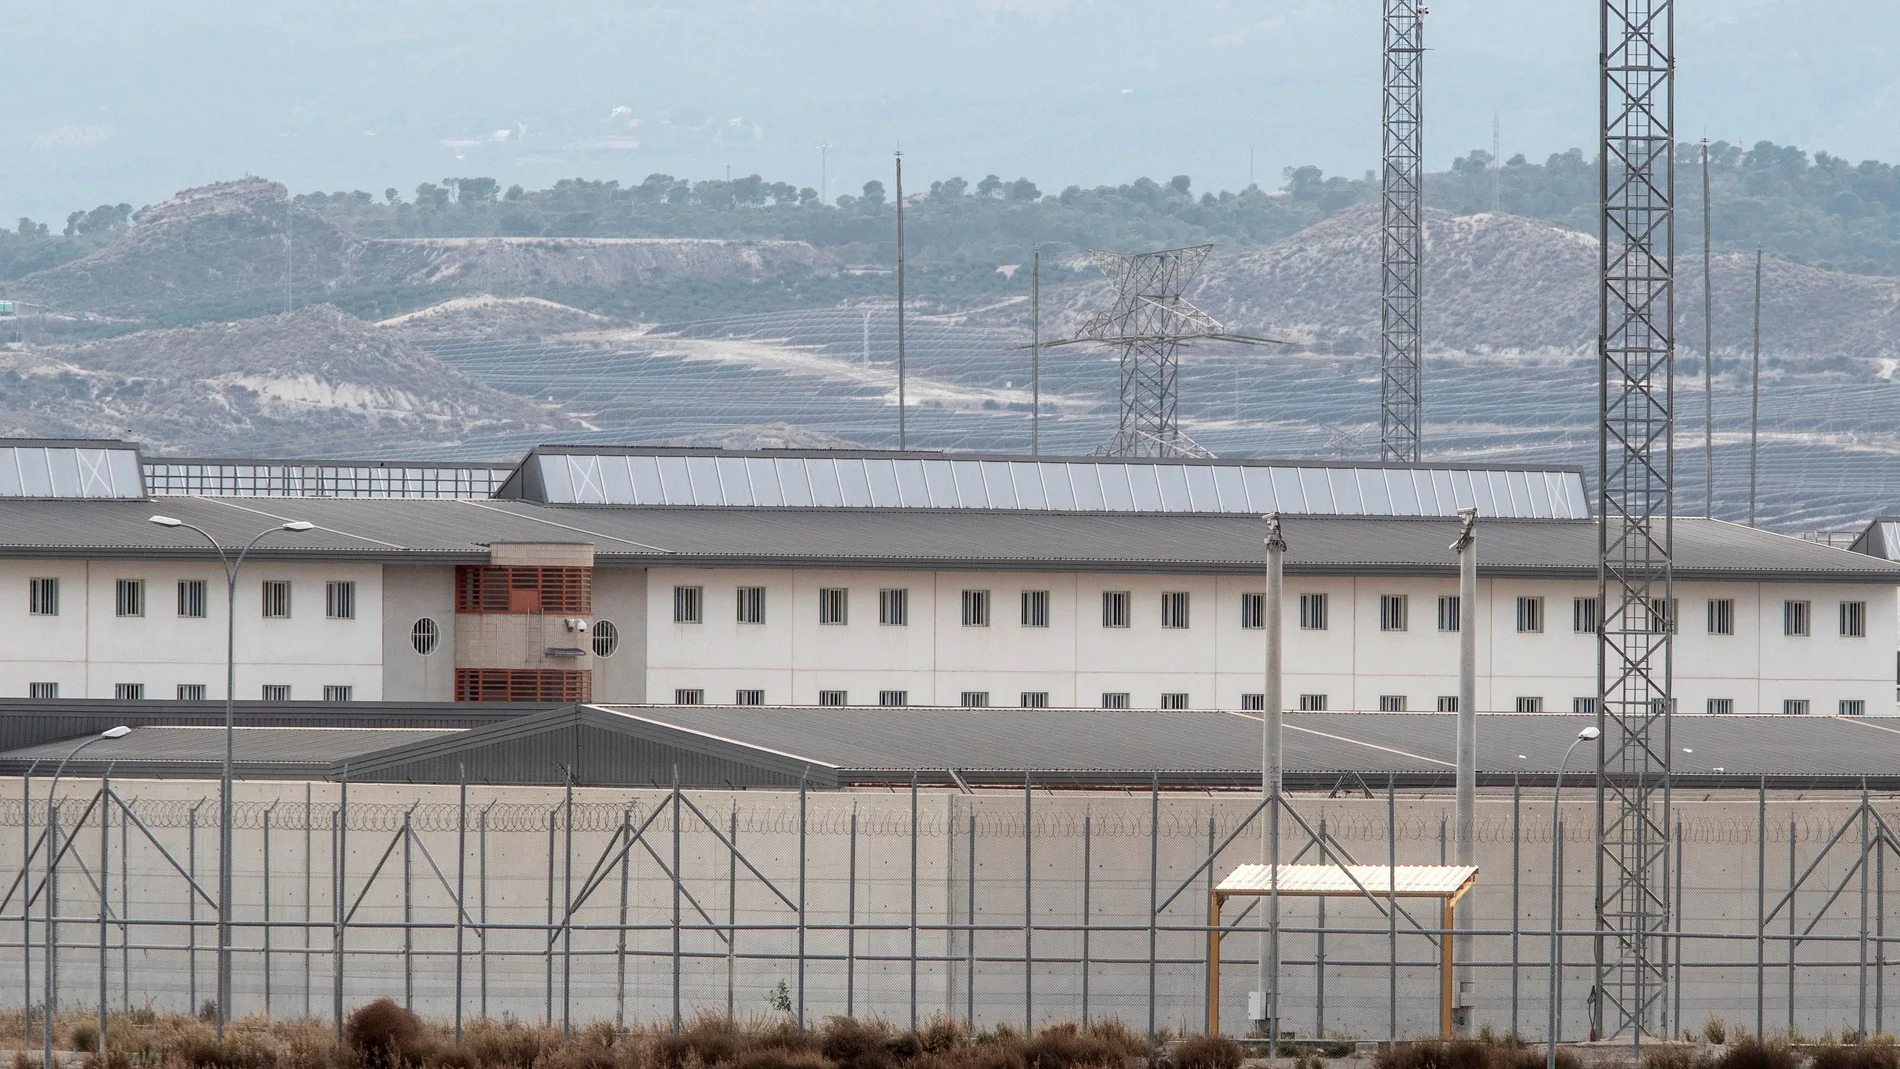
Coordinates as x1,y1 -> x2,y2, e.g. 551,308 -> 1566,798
3,0 -> 1895,223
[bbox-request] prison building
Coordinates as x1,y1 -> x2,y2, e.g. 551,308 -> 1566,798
0,437 -> 1894,715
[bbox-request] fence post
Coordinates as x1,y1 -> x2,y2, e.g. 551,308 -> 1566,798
98,779 -> 110,1047
1148,772 -> 1158,1039
403,806 -> 414,1011
798,778 -> 807,1029
43,798 -> 57,1069
1756,777 -> 1766,1039
335,773 -> 348,1036
618,804 -> 632,1029
1511,776 -> 1521,1039
910,772 -> 919,1031
726,803 -> 737,1020
564,772 -> 576,1037
1081,806 -> 1092,1027
304,782 -> 313,1020
21,765 -> 31,1048
1388,774 -> 1398,1042
1861,780 -> 1871,1044
455,768 -> 467,1042
847,802 -> 857,1019
968,805 -> 979,1028
1025,774 -> 1034,1030
672,771 -> 684,1034
264,803 -> 274,1018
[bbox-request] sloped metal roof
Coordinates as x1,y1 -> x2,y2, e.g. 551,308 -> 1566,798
0,726 -> 457,779
0,496 -> 1889,581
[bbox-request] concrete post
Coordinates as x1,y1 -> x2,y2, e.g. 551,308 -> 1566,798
1259,513 -> 1286,1040
1454,506 -> 1478,1029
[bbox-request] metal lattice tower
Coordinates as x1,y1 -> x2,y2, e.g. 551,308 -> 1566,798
1594,0 -> 1675,1042
1077,245 -> 1223,458
1379,0 -> 1425,463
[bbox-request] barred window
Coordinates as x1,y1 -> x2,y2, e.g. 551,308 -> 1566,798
1020,691 -> 1049,708
1572,697 -> 1596,714
115,579 -> 144,618
1379,595 -> 1408,632
1299,593 -> 1328,631
960,691 -> 990,707
27,682 -> 56,699
1783,698 -> 1809,715
323,685 -> 354,702
1707,598 -> 1735,636
177,684 -> 207,701
591,620 -> 619,658
1161,592 -> 1190,629
1378,695 -> 1406,711
673,586 -> 703,623
1707,698 -> 1733,714
1241,693 -> 1265,711
1437,596 -> 1460,633
737,586 -> 766,625
1102,692 -> 1131,709
1647,597 -> 1677,634
28,578 -> 58,616
1298,693 -> 1327,711
411,618 -> 440,655
261,684 -> 291,701
1515,696 -> 1544,713
1436,696 -> 1458,712
1784,600 -> 1810,637
1021,590 -> 1050,628
1240,593 -> 1265,630
1573,597 -> 1599,634
879,588 -> 908,626
818,690 -> 848,707
878,689 -> 909,707
1841,699 -> 1866,716
114,683 -> 144,701
1516,596 -> 1544,634
961,590 -> 991,627
1159,692 -> 1189,710
1102,591 -> 1131,628
1841,601 -> 1867,638
818,588 -> 849,625
326,581 -> 355,620
261,580 -> 291,619
178,580 -> 207,619
674,689 -> 705,705
736,689 -> 765,706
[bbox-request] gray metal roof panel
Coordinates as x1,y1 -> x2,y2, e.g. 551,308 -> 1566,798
0,498 -> 1892,581
0,726 -> 457,773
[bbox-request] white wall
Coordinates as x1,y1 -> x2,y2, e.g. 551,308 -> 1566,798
643,567 -> 1898,714
0,560 -> 385,700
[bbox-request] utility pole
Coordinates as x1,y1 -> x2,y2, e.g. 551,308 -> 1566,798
818,145 -> 830,204
1750,243 -> 1762,526
895,150 -> 907,451
1380,0 -> 1426,462
1031,246 -> 1041,456
1259,512 -> 1286,1053
1702,140 -> 1714,518
1453,507 -> 1478,1031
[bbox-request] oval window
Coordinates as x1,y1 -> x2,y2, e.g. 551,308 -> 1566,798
592,619 -> 619,658
411,617 -> 440,656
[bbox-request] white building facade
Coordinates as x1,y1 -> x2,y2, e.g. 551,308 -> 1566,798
0,441 -> 1894,715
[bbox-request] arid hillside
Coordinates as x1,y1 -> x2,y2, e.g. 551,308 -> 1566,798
0,304 -> 563,454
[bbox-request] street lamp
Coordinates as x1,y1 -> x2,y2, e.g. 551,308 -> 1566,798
43,726 -> 130,1069
148,515 -> 313,1036
1548,724 -> 1601,1069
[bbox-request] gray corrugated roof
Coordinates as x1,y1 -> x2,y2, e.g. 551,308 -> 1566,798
11,708 -> 1900,789
0,497 -> 1890,580
0,698 -> 555,755
0,725 -> 458,778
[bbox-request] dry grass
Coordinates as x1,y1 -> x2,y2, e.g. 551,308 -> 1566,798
0,1011 -> 1162,1069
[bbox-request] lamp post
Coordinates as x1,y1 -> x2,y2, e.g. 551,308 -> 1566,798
149,515 -> 313,1036
1548,724 -> 1602,1069
42,726 -> 131,1069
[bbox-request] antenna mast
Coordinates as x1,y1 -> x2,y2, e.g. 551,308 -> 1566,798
1380,0 -> 1426,462
1594,0 -> 1675,1042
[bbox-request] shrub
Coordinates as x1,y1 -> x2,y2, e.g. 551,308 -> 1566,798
653,1016 -> 742,1069
1704,1020 -> 1729,1046
457,1019 -> 551,1069
822,1017 -> 895,1069
919,1018 -> 968,1056
346,1000 -> 430,1069
71,1021 -> 100,1053
1641,1046 -> 1699,1069
1167,1035 -> 1241,1069
1812,1045 -> 1900,1069
1023,1023 -> 1124,1069
1711,1039 -> 1796,1069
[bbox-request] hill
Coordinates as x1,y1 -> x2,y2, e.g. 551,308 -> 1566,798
1,180 -> 844,330
0,304 -> 563,454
